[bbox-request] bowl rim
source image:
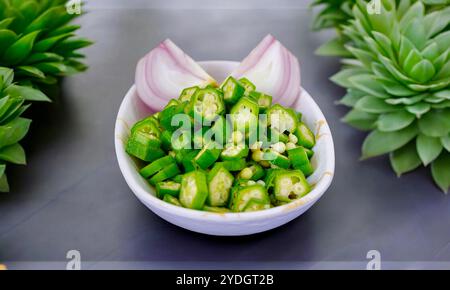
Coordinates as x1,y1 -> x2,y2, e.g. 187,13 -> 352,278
115,60 -> 335,222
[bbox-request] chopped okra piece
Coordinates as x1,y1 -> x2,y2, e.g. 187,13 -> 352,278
140,156 -> 176,179
239,78 -> 256,95
149,163 -> 181,186
263,149 -> 291,169
182,150 -> 200,172
273,170 -> 310,202
203,206 -> 232,213
165,99 -> 180,108
267,128 -> 289,145
230,96 -> 259,131
208,115 -> 231,145
195,142 -> 221,170
156,181 -> 181,198
288,147 -> 314,176
172,174 -> 183,183
161,130 -> 173,151
159,102 -> 187,132
221,76 -> 245,105
268,104 -> 298,134
243,199 -> 271,212
294,122 -> 316,149
304,147 -> 314,159
221,143 -> 249,161
163,194 -> 183,207
187,88 -> 225,122
207,164 -> 234,207
231,184 -> 270,212
180,171 -> 209,210
217,159 -> 247,172
179,86 -> 199,103
249,91 -> 273,112
126,131 -> 164,162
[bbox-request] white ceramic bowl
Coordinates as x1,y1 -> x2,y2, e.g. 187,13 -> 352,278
115,61 -> 335,236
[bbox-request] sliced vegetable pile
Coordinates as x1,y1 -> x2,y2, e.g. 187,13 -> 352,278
126,77 -> 316,213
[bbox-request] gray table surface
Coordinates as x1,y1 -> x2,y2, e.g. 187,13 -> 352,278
0,0 -> 449,270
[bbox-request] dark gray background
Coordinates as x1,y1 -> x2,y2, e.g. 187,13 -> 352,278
0,0 -> 449,270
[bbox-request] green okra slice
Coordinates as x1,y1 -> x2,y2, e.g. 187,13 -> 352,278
249,91 -> 273,112
156,181 -> 181,198
243,199 -> 271,212
161,130 -> 173,152
220,142 -> 249,161
304,147 -> 314,159
216,158 -> 247,172
294,122 -> 316,149
230,96 -> 259,131
164,99 -> 180,108
221,76 -> 245,105
140,155 -> 176,179
239,78 -> 256,95
126,133 -> 164,162
159,102 -> 187,132
187,88 -> 225,122
203,206 -> 232,213
194,142 -> 221,170
288,147 -> 314,176
263,149 -> 291,169
273,170 -> 311,202
180,171 -> 209,210
172,174 -> 183,183
267,129 -> 289,145
207,163 -> 234,207
126,117 -> 163,161
231,184 -> 270,212
149,163 -> 181,186
208,115 -> 231,145
179,86 -> 199,103
182,150 -> 200,172
267,104 -> 298,134
163,194 -> 183,207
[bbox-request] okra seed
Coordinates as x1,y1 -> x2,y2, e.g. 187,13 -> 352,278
241,168 -> 253,180
260,161 -> 271,168
257,180 -> 266,186
247,180 -> 256,185
289,133 -> 298,144
252,150 -> 264,162
286,142 -> 296,150
250,141 -> 263,151
271,142 -> 286,154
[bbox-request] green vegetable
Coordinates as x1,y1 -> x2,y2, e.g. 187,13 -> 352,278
231,184 -> 270,212
156,181 -> 181,198
163,194 -> 183,207
323,0 -> 450,192
207,163 -> 234,206
180,171 -> 209,210
127,80 -> 318,211
221,76 -> 245,105
140,156 -> 175,179
273,170 -> 310,202
179,86 -> 199,103
239,78 -> 256,96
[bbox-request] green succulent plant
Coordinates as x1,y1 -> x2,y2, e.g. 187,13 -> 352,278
313,0 -> 450,57
330,0 -> 450,193
0,0 -> 92,88
0,67 -> 50,192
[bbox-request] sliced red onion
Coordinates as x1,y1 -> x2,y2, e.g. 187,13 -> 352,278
231,34 -> 301,108
135,39 -> 217,111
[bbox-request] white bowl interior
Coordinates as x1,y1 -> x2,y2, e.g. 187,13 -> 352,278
115,61 -> 335,235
